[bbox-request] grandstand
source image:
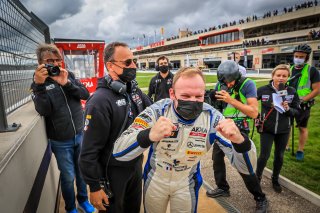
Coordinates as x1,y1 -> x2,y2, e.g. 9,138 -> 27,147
132,3 -> 320,71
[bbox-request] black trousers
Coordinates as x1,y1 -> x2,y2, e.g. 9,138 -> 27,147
212,142 -> 266,201
256,132 -> 290,180
100,161 -> 142,213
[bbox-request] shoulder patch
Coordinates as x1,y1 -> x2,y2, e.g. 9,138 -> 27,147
138,112 -> 152,123
116,99 -> 126,107
262,95 -> 269,102
46,84 -> 55,90
133,117 -> 149,128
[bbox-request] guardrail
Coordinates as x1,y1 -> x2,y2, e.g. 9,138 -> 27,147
0,0 -> 49,132
0,68 -> 35,132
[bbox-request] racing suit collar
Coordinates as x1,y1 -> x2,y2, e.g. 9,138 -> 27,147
172,103 -> 196,125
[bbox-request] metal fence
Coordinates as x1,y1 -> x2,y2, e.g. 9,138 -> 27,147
0,67 -> 35,113
0,0 -> 49,132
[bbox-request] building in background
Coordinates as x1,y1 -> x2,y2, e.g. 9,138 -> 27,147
133,5 -> 320,72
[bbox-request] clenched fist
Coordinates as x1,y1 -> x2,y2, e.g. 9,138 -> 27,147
149,116 -> 176,142
216,119 -> 244,144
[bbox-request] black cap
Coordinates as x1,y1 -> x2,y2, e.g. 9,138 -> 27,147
293,44 -> 312,54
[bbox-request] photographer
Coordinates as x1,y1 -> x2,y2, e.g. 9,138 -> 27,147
288,44 -> 320,160
256,64 -> 300,193
206,60 -> 268,213
30,44 -> 93,213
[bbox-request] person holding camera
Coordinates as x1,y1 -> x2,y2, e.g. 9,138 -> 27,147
113,67 -> 257,213
288,44 -> 320,161
256,64 -> 300,193
30,44 -> 93,213
206,60 -> 268,213
148,56 -> 174,102
79,42 -> 152,213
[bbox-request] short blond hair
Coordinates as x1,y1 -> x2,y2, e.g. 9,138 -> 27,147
271,64 -> 291,77
173,67 -> 205,87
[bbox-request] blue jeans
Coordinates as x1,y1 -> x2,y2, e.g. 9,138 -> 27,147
50,133 -> 88,211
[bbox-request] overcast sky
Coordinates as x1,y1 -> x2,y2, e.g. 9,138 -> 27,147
21,0 -> 308,47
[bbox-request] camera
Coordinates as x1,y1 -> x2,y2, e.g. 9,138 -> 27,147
204,89 -> 226,112
254,115 -> 264,133
45,64 -> 60,76
100,178 -> 114,199
300,99 -> 315,110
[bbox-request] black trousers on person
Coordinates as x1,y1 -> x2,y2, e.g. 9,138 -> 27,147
212,142 -> 266,201
256,132 -> 290,180
99,161 -> 142,213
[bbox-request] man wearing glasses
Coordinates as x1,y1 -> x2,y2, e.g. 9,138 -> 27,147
31,44 -> 93,213
79,42 -> 152,212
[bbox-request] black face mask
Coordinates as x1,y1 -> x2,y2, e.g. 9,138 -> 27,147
119,68 -> 136,82
176,99 -> 203,120
159,65 -> 169,73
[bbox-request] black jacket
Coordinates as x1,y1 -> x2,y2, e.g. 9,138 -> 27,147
79,77 -> 152,192
148,72 -> 174,102
31,71 -> 89,140
257,81 -> 300,134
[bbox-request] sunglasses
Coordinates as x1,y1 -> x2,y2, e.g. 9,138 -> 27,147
111,58 -> 137,67
44,58 -> 62,63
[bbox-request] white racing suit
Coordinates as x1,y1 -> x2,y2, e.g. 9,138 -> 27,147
113,99 -> 257,213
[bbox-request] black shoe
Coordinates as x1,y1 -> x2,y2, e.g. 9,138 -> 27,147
255,199 -> 268,213
206,188 -> 230,198
272,181 -> 282,193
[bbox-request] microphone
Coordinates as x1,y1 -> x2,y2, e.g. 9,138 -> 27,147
277,83 -> 287,101
287,72 -> 302,82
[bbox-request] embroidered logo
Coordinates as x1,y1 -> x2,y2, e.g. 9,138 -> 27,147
46,84 -> 55,90
116,99 -> 126,107
262,95 -> 269,102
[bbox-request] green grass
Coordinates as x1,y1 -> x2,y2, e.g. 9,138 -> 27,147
136,72 -> 320,195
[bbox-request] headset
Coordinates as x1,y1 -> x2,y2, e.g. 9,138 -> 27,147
104,75 -> 126,95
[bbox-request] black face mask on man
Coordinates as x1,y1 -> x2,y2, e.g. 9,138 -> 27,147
176,99 -> 203,120
119,68 -> 136,83
159,65 -> 169,73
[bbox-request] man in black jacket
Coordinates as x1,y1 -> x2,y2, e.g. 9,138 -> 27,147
148,56 -> 174,102
31,44 -> 93,213
79,42 -> 152,212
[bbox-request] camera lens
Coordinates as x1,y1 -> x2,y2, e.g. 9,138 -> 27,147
45,64 -> 60,76
50,66 -> 60,76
